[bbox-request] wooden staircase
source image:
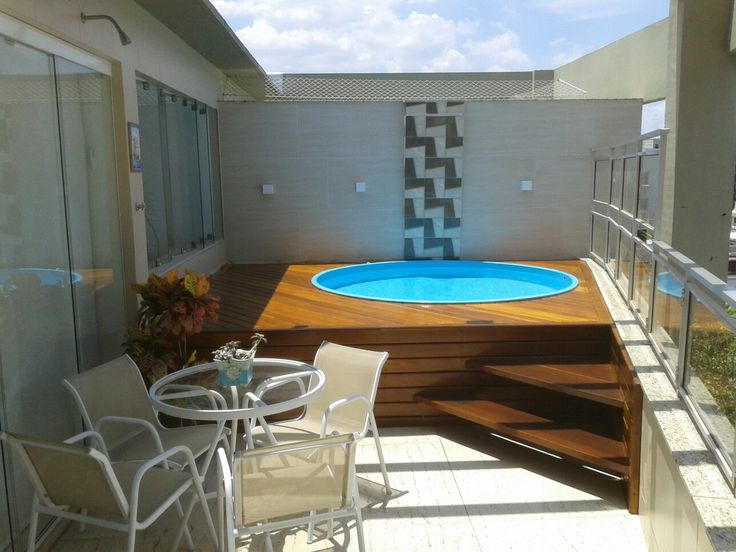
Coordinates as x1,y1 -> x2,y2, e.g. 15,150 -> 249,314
415,329 -> 642,513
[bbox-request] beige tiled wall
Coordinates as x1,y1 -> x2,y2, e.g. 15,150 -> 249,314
219,99 -> 641,263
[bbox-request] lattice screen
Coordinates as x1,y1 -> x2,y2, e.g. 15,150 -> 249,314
223,74 -> 586,102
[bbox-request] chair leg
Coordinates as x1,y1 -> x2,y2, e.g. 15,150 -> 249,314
26,495 -> 39,552
265,532 -> 275,552
126,524 -> 137,552
172,496 -> 197,551
353,478 -> 366,552
174,498 -> 195,550
368,411 -> 392,495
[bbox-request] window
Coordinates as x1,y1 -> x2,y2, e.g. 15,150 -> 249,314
136,81 -> 223,267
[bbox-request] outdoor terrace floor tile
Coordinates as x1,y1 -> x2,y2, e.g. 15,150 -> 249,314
54,426 -> 646,551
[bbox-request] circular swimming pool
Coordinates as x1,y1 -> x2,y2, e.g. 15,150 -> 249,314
311,261 -> 578,304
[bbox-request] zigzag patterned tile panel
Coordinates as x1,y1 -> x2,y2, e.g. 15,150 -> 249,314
404,101 -> 463,260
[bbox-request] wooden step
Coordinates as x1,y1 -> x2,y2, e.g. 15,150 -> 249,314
470,360 -> 624,408
415,390 -> 629,475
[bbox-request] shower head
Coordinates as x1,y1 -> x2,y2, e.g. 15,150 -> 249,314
81,13 -> 132,46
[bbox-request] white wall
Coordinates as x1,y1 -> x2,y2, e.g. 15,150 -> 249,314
0,0 -> 228,294
219,102 -> 405,263
462,100 -> 641,260
220,99 -> 641,263
555,19 -> 668,102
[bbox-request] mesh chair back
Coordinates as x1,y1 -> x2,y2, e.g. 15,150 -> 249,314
64,355 -> 158,451
234,433 -> 356,526
308,342 -> 388,434
3,432 -> 127,518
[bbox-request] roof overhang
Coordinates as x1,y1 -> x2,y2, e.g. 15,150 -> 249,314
134,0 -> 266,99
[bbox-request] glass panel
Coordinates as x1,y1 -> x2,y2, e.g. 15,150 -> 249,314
592,215 -> 608,259
606,223 -> 619,275
593,159 -> 611,202
632,244 -> 653,323
651,268 -> 684,374
166,95 -> 203,254
622,156 -> 638,214
611,158 -> 623,208
637,154 -> 659,226
55,58 -> 126,369
685,297 -> 736,467
0,37 -> 80,547
617,234 -> 633,296
196,106 -> 214,243
138,83 -> 173,266
208,107 -> 224,239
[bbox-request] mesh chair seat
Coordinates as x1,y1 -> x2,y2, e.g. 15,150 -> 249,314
112,423 -> 220,465
254,342 -> 392,495
2,430 -> 217,552
218,433 -> 366,552
112,463 -> 193,522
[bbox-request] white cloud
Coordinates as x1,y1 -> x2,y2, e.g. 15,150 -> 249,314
214,0 -> 532,73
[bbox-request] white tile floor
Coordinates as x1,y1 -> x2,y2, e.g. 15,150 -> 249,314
54,426 -> 648,552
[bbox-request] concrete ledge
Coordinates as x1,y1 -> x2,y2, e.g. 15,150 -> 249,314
586,259 -> 736,552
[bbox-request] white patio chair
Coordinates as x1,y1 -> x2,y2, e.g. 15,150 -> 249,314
250,341 -> 392,494
63,355 -> 227,473
217,433 -> 365,552
1,430 -> 217,552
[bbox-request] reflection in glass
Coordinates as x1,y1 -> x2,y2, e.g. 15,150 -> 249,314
617,234 -> 633,296
651,269 -> 683,374
622,156 -> 638,214
594,160 -> 611,202
611,158 -> 623,208
592,215 -> 608,260
685,297 -> 736,467
631,244 -> 653,322
637,154 -> 659,226
606,224 -> 619,275
55,58 -> 126,369
0,38 -> 76,548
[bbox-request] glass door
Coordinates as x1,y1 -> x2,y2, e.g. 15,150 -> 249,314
0,34 -> 126,551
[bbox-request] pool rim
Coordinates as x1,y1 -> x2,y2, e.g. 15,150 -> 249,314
311,260 -> 579,304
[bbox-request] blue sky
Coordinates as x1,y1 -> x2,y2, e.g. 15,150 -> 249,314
213,0 -> 669,73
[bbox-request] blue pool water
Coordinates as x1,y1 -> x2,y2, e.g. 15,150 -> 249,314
0,268 -> 82,294
312,261 -> 578,304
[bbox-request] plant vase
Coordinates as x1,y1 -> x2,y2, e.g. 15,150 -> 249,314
217,356 -> 253,387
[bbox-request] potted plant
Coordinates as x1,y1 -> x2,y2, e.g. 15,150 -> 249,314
213,333 -> 267,386
124,269 -> 220,385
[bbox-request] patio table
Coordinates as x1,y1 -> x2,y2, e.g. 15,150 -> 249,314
149,358 -> 325,471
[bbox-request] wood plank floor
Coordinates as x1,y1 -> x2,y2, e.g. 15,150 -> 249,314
204,260 -> 612,333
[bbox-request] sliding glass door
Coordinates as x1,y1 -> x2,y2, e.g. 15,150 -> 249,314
0,32 -> 126,551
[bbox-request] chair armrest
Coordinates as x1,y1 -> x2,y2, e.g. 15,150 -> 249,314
63,431 -> 110,456
128,445 -> 203,518
254,371 -> 313,399
95,416 -> 166,456
322,394 -> 372,438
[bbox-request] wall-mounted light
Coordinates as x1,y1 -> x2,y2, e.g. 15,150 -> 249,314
80,13 -> 132,45
520,180 -> 534,192
355,181 -> 366,193
262,184 -> 274,195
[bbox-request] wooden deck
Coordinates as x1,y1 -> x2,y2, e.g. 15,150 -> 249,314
194,260 -> 641,513
194,260 -> 614,426
204,260 -> 611,333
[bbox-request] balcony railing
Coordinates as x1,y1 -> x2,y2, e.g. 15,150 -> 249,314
590,129 -> 736,489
